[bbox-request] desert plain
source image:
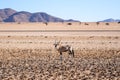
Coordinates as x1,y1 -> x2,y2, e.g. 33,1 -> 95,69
0,22 -> 120,80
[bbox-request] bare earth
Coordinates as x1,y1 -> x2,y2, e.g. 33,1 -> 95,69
0,22 -> 120,80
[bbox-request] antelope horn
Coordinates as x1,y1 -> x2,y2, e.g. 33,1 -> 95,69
58,40 -> 61,43
54,40 -> 57,44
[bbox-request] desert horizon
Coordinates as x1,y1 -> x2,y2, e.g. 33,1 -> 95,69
0,22 -> 120,30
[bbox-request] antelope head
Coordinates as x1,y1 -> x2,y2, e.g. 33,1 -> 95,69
53,40 -> 61,48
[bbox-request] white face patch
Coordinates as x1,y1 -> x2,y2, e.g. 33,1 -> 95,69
70,47 -> 73,51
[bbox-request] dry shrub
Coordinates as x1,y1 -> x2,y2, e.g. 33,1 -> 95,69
85,23 -> 89,25
67,23 -> 72,25
105,23 -> 109,25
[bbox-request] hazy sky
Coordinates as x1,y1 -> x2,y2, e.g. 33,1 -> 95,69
0,0 -> 119,22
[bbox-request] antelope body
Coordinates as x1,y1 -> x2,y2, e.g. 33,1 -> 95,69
54,41 -> 74,59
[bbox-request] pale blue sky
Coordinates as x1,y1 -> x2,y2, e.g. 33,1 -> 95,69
0,0 -> 120,22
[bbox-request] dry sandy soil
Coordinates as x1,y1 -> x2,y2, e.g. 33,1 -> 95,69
0,22 -> 120,80
0,22 -> 120,30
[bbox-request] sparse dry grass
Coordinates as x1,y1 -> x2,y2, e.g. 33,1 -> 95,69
0,48 -> 120,80
0,35 -> 120,80
0,22 -> 120,30
0,22 -> 120,80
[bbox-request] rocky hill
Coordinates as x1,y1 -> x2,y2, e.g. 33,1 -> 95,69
0,8 -> 16,22
99,18 -> 120,22
4,11 -> 32,22
0,8 -> 78,22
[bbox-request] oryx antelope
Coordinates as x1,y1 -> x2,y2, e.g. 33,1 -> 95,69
53,40 -> 74,59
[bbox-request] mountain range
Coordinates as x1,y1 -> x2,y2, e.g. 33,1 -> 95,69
0,8 -> 79,22
0,8 -> 120,22
99,18 -> 120,22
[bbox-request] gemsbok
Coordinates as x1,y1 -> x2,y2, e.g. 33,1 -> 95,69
53,40 -> 74,60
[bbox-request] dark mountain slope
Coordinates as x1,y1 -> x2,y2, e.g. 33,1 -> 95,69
5,11 -> 32,22
0,8 -> 16,21
0,8 -> 79,22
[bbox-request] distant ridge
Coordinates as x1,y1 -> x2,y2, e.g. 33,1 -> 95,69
99,18 -> 120,22
0,8 -> 16,22
0,8 -> 79,22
